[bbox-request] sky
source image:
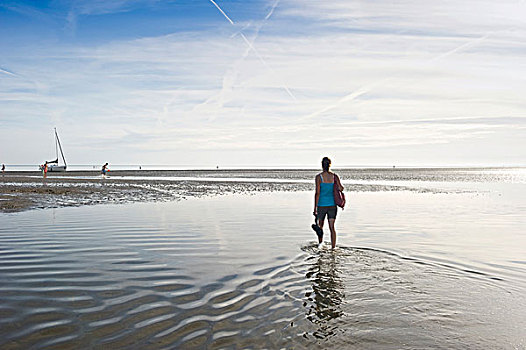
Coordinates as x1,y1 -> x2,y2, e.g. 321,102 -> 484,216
1,0 -> 525,167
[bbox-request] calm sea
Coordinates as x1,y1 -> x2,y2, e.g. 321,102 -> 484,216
1,168 -> 525,349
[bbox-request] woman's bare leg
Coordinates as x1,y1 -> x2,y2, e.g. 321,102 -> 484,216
318,217 -> 325,244
328,219 -> 337,248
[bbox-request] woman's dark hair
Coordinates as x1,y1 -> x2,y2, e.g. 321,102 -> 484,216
321,157 -> 331,172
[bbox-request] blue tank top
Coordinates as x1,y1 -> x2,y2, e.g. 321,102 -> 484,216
317,174 -> 335,207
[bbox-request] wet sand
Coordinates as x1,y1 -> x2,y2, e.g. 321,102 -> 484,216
0,171 -> 311,213
2,167 -> 516,213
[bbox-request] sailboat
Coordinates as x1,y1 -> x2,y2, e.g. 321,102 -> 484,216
40,128 -> 67,172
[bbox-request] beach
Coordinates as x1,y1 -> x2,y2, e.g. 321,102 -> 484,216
1,168 -> 525,348
1,167 -> 518,213
3,0 -> 526,347
0,170 -> 313,213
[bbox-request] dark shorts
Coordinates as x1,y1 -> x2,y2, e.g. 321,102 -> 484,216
317,206 -> 337,221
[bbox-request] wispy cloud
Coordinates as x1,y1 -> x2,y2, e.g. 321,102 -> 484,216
302,32 -> 494,121
0,1 -> 52,22
63,0 -> 157,33
1,0 -> 525,165
208,0 -> 296,100
184,0 -> 284,122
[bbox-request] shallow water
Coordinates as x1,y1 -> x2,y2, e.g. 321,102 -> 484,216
1,171 -> 525,349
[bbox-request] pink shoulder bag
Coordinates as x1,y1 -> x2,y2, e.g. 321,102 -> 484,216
333,175 -> 346,209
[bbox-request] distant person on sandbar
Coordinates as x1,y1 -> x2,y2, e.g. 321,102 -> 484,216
1,164 -> 5,175
313,157 -> 344,249
42,161 -> 48,177
101,163 -> 109,176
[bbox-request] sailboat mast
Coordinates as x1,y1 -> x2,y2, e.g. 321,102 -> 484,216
55,129 -> 59,161
55,128 -> 67,167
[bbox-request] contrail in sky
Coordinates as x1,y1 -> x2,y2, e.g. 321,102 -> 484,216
209,0 -> 234,24
429,34 -> 490,63
265,0 -> 280,20
208,0 -> 296,100
303,78 -> 392,120
303,33 -> 491,120
0,67 -> 17,77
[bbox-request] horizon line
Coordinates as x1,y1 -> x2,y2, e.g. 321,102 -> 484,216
3,164 -> 525,169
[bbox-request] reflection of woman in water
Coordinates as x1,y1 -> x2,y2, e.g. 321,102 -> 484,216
305,251 -> 344,339
314,157 -> 344,248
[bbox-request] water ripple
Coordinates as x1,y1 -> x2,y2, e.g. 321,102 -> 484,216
1,190 -> 525,349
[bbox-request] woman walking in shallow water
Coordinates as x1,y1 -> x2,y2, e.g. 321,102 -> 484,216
314,157 -> 344,248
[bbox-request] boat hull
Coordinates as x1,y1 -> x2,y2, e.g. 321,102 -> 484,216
48,165 -> 67,172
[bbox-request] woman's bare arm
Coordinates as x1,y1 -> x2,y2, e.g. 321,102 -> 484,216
336,174 -> 344,191
314,175 -> 320,213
